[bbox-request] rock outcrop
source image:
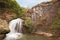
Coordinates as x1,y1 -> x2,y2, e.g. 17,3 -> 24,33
27,0 -> 60,32
0,19 -> 9,40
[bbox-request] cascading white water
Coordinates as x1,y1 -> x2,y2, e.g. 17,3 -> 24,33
4,18 -> 23,40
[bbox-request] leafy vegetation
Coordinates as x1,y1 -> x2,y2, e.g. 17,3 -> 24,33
24,17 -> 33,33
0,0 -> 27,20
50,7 -> 60,36
0,0 -> 33,33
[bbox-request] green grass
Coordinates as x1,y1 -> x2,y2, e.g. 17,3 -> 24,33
19,34 -> 53,40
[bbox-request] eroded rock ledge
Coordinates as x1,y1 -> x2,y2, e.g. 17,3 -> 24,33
0,19 -> 10,40
27,0 -> 60,32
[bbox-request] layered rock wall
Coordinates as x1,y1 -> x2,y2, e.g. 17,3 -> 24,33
27,0 -> 60,32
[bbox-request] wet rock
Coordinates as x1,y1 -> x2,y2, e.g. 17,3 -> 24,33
0,34 -> 6,40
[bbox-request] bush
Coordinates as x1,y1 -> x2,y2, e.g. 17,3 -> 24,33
0,0 -> 27,21
24,17 -> 33,33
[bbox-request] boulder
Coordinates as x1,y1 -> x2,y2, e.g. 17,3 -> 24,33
0,34 -> 6,40
0,19 -> 10,40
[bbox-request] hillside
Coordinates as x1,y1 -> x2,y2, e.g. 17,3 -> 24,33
0,0 -> 27,40
26,0 -> 60,37
0,0 -> 27,21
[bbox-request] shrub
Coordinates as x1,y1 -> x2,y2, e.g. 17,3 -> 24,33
24,17 -> 33,33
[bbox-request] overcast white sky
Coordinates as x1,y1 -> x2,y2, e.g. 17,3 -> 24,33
16,0 -> 52,8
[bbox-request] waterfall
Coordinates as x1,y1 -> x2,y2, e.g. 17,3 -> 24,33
4,18 -> 23,40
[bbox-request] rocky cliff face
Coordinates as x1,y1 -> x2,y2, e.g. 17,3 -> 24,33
27,0 -> 60,32
0,19 -> 10,40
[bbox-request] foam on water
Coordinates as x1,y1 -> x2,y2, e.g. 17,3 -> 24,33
4,18 -> 23,40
